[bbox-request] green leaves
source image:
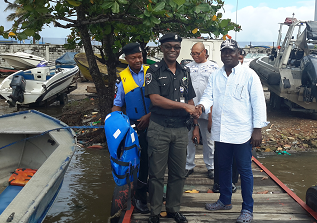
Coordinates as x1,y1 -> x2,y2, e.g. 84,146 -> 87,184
153,2 -> 165,12
101,0 -> 127,13
24,29 -> 35,36
195,4 -> 210,13
220,19 -> 229,28
0,26 -> 5,34
172,0 -> 185,6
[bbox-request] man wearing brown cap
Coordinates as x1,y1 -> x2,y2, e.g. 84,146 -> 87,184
145,33 -> 198,223
196,39 -> 269,223
112,42 -> 151,213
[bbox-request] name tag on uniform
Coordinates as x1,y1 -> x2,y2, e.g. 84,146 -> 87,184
180,97 -> 185,103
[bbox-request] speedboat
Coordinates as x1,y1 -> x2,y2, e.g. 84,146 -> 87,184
0,52 -> 48,70
250,17 -> 317,112
0,110 -> 77,223
0,64 -> 79,108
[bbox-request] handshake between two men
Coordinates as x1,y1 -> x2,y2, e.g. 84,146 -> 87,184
185,104 -> 205,119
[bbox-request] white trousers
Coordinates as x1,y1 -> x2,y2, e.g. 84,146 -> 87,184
186,119 -> 214,170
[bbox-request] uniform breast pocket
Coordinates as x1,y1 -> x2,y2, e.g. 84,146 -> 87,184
159,79 -> 170,96
233,84 -> 246,100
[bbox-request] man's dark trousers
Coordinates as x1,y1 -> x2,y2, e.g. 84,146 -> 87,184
147,120 -> 188,215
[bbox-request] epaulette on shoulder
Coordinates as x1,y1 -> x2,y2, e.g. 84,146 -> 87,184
149,61 -> 162,72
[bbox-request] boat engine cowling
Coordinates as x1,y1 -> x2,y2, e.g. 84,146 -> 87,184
8,75 -> 26,107
300,55 -> 317,101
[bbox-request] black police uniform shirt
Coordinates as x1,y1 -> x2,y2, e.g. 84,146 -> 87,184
144,59 -> 196,117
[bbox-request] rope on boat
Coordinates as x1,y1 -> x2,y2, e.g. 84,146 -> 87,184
0,125 -> 104,151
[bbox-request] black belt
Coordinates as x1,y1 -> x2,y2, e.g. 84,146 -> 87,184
151,113 -> 187,128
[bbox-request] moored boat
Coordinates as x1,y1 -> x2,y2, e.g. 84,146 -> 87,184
74,53 -> 127,82
0,63 -> 79,108
0,110 -> 77,223
250,17 -> 317,112
0,52 -> 48,70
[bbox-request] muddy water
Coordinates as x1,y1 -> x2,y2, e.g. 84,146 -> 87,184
258,152 -> 317,201
43,146 -> 115,223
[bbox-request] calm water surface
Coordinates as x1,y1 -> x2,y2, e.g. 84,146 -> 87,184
258,152 -> 317,201
0,76 -> 316,221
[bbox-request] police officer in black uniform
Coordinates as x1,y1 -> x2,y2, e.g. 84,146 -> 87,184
145,33 -> 198,223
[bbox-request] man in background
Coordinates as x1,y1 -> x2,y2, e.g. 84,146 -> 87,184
185,42 -> 218,179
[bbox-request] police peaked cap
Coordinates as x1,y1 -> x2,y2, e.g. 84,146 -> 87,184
159,33 -> 182,44
122,43 -> 142,56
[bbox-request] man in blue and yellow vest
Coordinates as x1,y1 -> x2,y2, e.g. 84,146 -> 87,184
112,42 -> 151,214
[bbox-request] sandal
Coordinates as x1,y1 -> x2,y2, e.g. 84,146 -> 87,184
236,209 -> 253,223
205,199 -> 232,211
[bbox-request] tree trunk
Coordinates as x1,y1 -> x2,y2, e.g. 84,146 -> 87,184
102,32 -> 118,112
77,6 -> 109,117
140,42 -> 148,64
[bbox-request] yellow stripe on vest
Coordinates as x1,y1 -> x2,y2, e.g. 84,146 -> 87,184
120,65 -> 149,94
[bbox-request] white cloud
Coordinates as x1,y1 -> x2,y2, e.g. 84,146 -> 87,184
222,4 -> 314,42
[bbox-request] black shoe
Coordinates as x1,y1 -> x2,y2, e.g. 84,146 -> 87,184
167,212 -> 188,223
207,169 -> 214,179
148,215 -> 160,223
185,169 -> 194,177
212,183 -> 237,193
212,183 -> 220,193
232,183 -> 237,193
133,198 -> 150,214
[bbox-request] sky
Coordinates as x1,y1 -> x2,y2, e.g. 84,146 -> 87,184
0,0 -> 316,43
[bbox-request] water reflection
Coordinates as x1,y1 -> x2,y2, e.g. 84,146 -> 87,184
44,146 -> 115,223
258,152 -> 317,201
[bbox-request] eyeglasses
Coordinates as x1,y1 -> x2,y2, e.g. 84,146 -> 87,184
190,49 -> 205,56
162,44 -> 181,51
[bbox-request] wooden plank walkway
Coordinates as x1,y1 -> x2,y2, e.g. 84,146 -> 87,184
130,146 -> 316,222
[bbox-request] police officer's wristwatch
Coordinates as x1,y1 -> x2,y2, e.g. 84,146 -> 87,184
193,123 -> 199,128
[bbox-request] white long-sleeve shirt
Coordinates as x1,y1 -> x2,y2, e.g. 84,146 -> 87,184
199,63 -> 269,144
186,60 -> 218,120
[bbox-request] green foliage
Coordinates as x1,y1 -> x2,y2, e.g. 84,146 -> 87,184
1,0 -> 241,58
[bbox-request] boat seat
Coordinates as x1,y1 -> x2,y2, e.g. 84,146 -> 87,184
0,185 -> 23,215
31,67 -> 50,81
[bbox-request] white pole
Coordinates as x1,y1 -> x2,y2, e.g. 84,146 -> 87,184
235,0 -> 238,40
315,0 -> 317,21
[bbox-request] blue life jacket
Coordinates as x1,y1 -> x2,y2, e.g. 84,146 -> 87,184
104,111 -> 140,186
120,66 -> 151,120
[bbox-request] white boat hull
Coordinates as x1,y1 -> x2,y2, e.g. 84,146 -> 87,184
0,65 -> 78,106
0,110 -> 77,223
0,52 -> 47,70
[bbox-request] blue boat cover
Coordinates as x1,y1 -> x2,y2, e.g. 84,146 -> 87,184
0,185 -> 23,214
55,52 -> 78,65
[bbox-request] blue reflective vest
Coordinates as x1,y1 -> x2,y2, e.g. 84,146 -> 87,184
104,111 -> 140,186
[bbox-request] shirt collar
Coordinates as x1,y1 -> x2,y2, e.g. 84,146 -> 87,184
221,62 -> 241,77
128,64 -> 144,75
161,59 -> 183,72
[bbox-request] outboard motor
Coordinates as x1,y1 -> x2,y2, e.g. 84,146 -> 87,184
7,75 -> 26,107
300,55 -> 317,102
